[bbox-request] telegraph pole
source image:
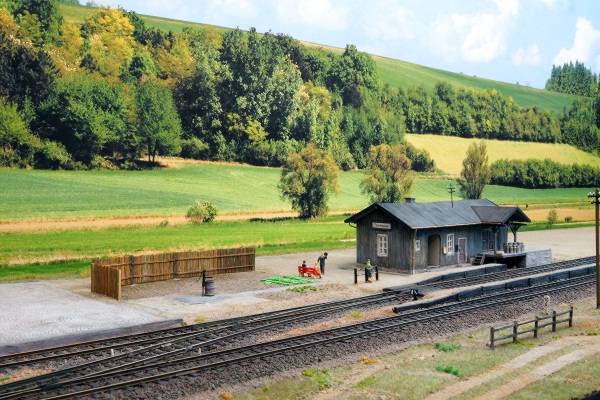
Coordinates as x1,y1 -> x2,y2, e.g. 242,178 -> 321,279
448,184 -> 456,208
588,188 -> 600,309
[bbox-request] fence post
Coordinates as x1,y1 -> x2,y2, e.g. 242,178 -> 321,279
552,310 -> 557,332
534,316 -> 539,338
513,321 -> 518,343
365,268 -> 368,283
490,327 -> 495,350
375,266 -> 379,281
569,306 -> 573,328
354,268 -> 358,285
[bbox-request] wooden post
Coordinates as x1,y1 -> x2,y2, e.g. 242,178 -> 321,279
534,316 -> 539,338
375,266 -> 379,281
569,306 -> 573,328
552,310 -> 557,332
365,267 -> 369,283
513,321 -> 518,343
354,268 -> 358,285
589,188 -> 600,309
490,327 -> 495,350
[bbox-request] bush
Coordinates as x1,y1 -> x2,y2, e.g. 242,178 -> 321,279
33,140 -> 73,169
180,137 -> 209,159
405,142 -> 435,172
186,201 -> 218,224
547,209 -> 558,225
435,342 -> 461,352
302,368 -> 331,389
436,364 -> 464,377
564,216 -> 573,223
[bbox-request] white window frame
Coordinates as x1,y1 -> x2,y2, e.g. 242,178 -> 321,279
415,239 -> 421,252
446,233 -> 455,255
377,234 -> 388,257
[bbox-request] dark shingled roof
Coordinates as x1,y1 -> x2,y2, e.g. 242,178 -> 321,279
344,199 -> 530,229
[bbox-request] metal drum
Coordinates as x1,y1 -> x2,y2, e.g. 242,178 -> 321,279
203,276 -> 216,296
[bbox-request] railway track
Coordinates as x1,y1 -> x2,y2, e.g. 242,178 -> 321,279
2,272 -> 595,400
423,256 -> 595,290
0,289 -> 411,392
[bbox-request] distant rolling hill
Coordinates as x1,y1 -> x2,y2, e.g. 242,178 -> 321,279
60,3 -> 578,115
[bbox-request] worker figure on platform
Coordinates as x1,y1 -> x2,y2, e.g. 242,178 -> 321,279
317,252 -> 328,276
301,260 -> 307,269
365,258 -> 374,282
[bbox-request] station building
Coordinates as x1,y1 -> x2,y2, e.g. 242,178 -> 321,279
344,198 -> 544,273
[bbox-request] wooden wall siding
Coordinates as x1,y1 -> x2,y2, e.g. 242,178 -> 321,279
355,210 -> 412,272
415,225 -> 509,270
91,247 -> 255,300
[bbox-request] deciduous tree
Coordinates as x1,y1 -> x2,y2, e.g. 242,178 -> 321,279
136,80 -> 182,162
458,141 -> 491,199
279,145 -> 339,219
360,144 -> 414,203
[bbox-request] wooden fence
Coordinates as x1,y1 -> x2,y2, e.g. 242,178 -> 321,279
489,306 -> 573,349
91,247 -> 255,300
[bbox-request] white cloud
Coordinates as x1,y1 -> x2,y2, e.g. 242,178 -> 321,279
361,0 -> 415,41
512,44 -> 541,66
275,0 -> 349,31
553,17 -> 600,70
537,0 -> 557,8
429,0 -> 519,63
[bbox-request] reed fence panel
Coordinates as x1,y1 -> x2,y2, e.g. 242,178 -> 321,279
91,247 -> 255,300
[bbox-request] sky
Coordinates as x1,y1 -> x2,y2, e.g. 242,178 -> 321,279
95,0 -> 600,89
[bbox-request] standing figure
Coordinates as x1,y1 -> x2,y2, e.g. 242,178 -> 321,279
317,252 -> 328,275
365,258 -> 374,282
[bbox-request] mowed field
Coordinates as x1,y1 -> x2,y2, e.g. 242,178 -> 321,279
406,134 -> 600,175
0,162 -> 595,222
59,4 -> 578,114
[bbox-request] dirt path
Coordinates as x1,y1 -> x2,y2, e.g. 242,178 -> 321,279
0,210 -> 354,233
426,335 -> 600,400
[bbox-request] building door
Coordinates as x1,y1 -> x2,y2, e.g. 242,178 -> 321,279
458,237 -> 468,263
427,235 -> 441,266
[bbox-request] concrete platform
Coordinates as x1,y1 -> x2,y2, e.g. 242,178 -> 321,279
0,282 -> 168,350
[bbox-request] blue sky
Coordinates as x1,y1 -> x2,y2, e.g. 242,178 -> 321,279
97,0 -> 600,88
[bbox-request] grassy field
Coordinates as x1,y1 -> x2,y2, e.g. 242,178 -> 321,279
58,4 -> 578,114
0,163 -> 595,221
406,134 -> 600,175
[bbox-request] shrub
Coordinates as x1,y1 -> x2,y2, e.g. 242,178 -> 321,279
436,364 -> 464,377
435,342 -> 461,352
302,368 -> 331,389
547,209 -> 558,226
33,140 -> 73,169
180,137 -> 209,160
564,216 -> 573,223
186,201 -> 218,224
405,142 -> 435,172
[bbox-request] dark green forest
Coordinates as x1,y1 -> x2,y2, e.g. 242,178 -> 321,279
0,1 -> 599,171
546,61 -> 598,97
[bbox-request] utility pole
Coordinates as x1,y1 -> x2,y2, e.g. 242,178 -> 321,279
448,184 -> 456,208
588,188 -> 600,309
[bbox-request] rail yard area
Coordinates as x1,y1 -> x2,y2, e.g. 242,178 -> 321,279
0,227 -> 599,399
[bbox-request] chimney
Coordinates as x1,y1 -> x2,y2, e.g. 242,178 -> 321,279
404,197 -> 416,204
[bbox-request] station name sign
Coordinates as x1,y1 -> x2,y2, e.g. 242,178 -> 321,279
372,222 -> 391,230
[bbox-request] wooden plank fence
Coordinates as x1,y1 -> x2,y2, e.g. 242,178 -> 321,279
489,306 -> 573,349
91,247 -> 255,300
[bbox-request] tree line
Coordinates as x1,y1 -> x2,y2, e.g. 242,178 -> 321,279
490,158 -> 600,189
0,1 -> 598,173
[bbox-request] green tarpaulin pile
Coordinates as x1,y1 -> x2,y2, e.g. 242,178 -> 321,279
261,275 -> 315,286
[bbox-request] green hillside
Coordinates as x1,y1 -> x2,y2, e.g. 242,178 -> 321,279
59,3 -> 577,115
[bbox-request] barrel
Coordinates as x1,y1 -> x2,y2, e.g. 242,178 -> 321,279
203,276 -> 216,296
